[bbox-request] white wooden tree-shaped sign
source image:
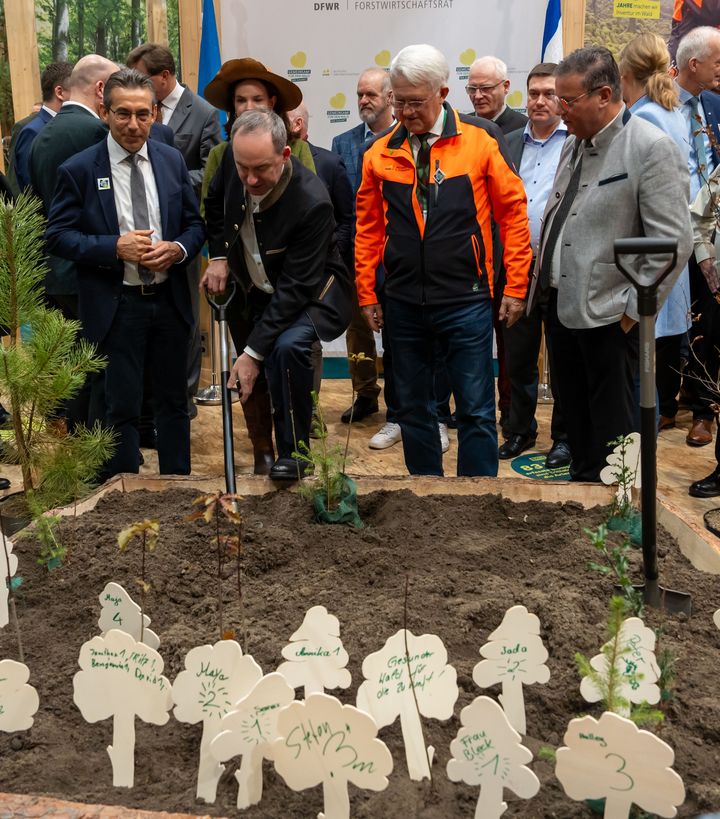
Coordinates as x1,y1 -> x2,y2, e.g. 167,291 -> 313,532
0,659 -> 40,732
73,628 -> 172,787
172,639 -> 264,804
97,581 -> 160,650
599,432 -> 641,502
356,629 -> 458,781
210,671 -> 295,809
579,617 -> 660,717
472,605 -> 550,735
277,606 -> 351,697
0,536 -> 18,629
555,711 -> 685,818
447,696 -> 540,819
713,608 -> 720,631
270,692 -> 393,819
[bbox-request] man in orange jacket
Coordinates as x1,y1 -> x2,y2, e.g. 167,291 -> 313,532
355,43 -> 532,477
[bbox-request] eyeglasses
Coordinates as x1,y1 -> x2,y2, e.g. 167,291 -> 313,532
393,94 -> 437,111
556,86 -> 604,111
465,80 -> 505,96
108,107 -> 154,123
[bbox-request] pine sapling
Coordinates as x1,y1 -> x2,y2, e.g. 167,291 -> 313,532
117,519 -> 160,644
585,523 -> 644,617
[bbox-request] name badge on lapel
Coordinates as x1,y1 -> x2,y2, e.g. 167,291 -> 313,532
97,177 -> 111,191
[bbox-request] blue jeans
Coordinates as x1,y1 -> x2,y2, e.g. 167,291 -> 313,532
384,298 -> 497,476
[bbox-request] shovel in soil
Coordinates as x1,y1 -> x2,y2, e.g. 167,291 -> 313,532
205,283 -> 238,499
613,237 -> 692,615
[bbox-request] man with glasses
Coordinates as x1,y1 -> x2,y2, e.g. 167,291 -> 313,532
45,69 -> 205,479
527,47 -> 692,481
355,44 -> 531,477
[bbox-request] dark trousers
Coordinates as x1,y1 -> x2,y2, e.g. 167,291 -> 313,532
503,290 -> 567,442
186,255 -> 202,399
384,297 -> 497,477
547,291 -> 637,482
346,281 -> 380,401
493,276 -> 511,418
686,256 -> 719,420
656,333 -> 684,419
100,286 -> 190,478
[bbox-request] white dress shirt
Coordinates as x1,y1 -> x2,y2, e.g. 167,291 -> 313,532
161,80 -> 185,125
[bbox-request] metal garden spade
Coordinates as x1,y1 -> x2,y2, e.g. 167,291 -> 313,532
614,237 -> 692,615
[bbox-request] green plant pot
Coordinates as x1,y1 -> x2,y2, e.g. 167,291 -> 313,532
0,491 -> 32,537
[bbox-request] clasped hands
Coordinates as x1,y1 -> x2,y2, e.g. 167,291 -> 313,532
117,229 -> 183,270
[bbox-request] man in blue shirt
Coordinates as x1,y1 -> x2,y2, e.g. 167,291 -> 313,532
501,63 -> 571,468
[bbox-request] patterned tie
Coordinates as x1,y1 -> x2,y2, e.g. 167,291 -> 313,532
687,96 -> 710,186
125,153 -> 154,285
415,132 -> 432,217
537,142 -> 585,291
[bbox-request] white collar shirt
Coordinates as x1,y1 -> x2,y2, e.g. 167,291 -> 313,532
161,80 -> 185,125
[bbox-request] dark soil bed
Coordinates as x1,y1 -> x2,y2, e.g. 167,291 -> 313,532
2,487 -> 720,818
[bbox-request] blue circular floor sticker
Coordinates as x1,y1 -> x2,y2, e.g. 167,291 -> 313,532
510,452 -> 571,481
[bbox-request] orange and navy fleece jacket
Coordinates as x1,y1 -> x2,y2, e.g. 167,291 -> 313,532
355,102 -> 532,308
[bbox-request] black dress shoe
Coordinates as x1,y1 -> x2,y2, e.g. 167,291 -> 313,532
341,395 -> 378,424
498,433 -> 536,460
269,457 -> 315,481
546,440 -> 572,469
0,477 -> 10,491
139,428 -> 158,449
689,470 -> 720,498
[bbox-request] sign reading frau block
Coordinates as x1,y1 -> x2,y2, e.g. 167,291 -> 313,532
211,672 -> 295,810
447,696 -> 540,819
277,605 -> 351,697
472,605 -> 550,736
356,629 -> 458,781
0,659 -> 40,732
580,617 -> 660,717
555,711 -> 685,818
172,640 -> 264,804
0,535 -> 18,629
98,581 -> 160,650
270,692 -> 392,819
73,628 -> 172,788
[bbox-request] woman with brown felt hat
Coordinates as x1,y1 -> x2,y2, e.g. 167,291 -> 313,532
200,59 -> 315,475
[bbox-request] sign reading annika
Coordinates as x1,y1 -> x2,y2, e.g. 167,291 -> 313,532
277,605 -> 351,697
447,696 -> 540,819
271,692 -> 392,819
556,711 -> 685,818
0,658 -> 40,733
172,640 -> 264,804
356,629 -> 458,781
73,628 -> 172,788
211,672 -> 295,810
472,605 -> 550,736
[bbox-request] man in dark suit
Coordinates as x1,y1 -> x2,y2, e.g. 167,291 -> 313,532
127,43 -> 222,404
204,109 -> 352,481
8,62 -> 73,194
502,63 -> 570,468
674,26 -> 720,447
331,68 -> 396,431
466,56 -> 529,438
45,69 -> 205,479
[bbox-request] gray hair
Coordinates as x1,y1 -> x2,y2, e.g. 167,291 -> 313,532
676,25 -> 720,70
103,67 -> 156,107
469,56 -> 508,81
231,108 -> 288,154
390,44 -> 449,91
359,67 -> 391,94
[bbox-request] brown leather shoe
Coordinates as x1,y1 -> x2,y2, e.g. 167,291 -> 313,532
658,415 -> 675,431
686,418 -> 714,447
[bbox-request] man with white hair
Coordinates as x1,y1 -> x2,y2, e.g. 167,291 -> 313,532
674,26 -> 720,447
466,56 -> 528,133
355,44 -> 531,477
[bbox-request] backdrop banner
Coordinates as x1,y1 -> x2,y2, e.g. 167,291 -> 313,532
219,0 -> 550,149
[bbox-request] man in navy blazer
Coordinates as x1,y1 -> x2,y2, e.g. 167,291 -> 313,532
45,69 -> 205,480
675,26 -> 720,448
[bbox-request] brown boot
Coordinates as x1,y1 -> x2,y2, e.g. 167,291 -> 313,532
241,385 -> 275,475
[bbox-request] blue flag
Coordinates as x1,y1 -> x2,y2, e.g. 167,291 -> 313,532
198,0 -> 226,125
541,0 -> 563,63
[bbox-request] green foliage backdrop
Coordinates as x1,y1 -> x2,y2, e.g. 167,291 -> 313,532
584,0 -> 673,56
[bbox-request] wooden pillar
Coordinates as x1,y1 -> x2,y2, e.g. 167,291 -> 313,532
562,0 -> 587,53
178,0 -> 202,92
147,0 -> 169,46
5,0 -> 41,122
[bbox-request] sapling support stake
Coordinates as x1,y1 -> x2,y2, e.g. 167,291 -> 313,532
1,519 -> 23,662
614,238 -> 691,615
287,368 -> 302,483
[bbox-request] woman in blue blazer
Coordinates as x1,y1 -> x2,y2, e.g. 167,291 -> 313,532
620,32 -> 692,430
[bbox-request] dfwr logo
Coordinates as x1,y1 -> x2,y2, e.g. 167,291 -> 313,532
313,1 -> 340,7
288,51 -> 311,83
326,92 -> 350,124
455,48 -> 475,82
